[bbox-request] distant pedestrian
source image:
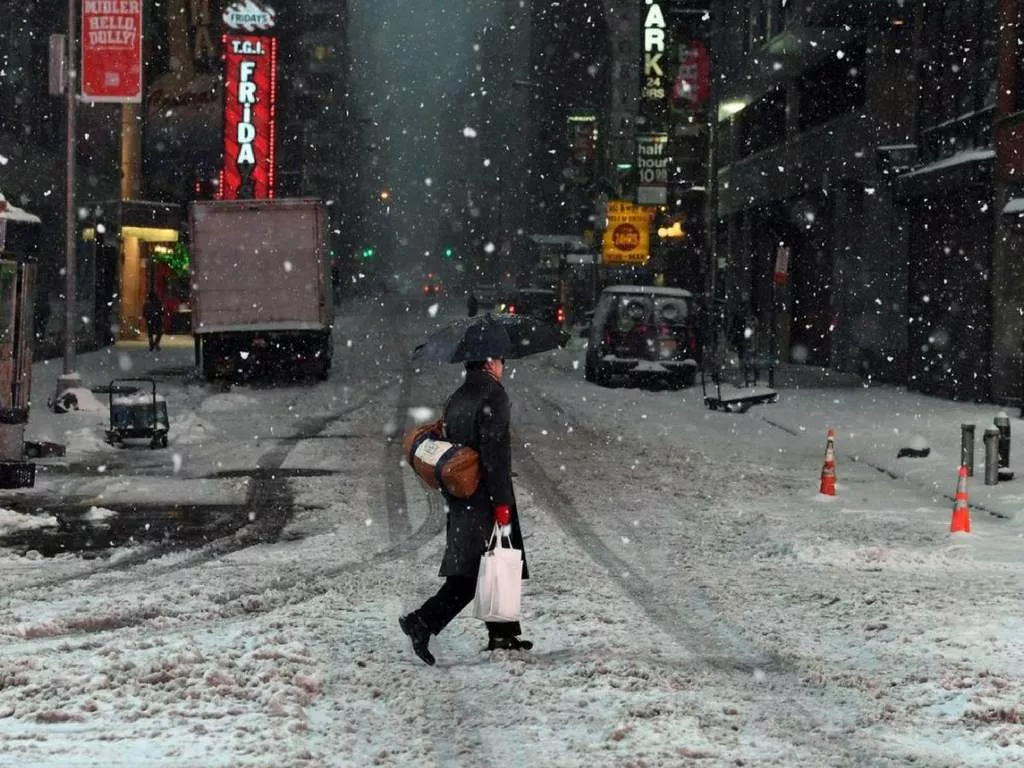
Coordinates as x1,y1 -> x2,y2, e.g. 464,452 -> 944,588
143,291 -> 164,352
399,349 -> 531,666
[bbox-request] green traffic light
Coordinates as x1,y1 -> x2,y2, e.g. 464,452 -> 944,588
443,247 -> 454,259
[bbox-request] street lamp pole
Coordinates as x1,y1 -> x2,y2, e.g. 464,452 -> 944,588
62,0 -> 78,380
706,79 -> 719,307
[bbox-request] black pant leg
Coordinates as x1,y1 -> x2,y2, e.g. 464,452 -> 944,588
485,621 -> 523,639
415,575 -> 476,635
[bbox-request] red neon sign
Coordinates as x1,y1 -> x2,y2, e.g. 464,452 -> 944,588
81,0 -> 143,102
221,34 -> 277,199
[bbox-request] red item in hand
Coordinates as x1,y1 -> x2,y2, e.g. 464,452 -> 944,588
494,504 -> 511,527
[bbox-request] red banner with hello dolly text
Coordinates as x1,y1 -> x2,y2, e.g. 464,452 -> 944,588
81,0 -> 143,102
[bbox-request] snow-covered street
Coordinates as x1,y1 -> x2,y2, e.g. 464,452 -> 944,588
1,296 -> 1024,767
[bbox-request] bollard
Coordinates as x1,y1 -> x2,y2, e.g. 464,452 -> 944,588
961,423 -> 976,476
984,428 -> 1000,486
995,414 -> 1011,469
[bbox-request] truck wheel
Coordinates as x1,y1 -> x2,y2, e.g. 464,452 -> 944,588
314,358 -> 330,381
200,342 -> 219,382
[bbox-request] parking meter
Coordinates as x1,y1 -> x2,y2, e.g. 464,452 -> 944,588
0,258 -> 37,487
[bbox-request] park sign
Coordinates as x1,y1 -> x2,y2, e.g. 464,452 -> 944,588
81,0 -> 143,102
602,200 -> 653,266
636,132 -> 670,205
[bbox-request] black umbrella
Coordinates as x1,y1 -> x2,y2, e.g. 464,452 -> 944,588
412,312 -> 569,363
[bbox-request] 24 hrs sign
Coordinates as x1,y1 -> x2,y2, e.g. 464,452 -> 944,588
641,0 -> 667,107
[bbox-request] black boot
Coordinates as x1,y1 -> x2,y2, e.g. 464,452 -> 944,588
399,613 -> 436,666
486,636 -> 533,651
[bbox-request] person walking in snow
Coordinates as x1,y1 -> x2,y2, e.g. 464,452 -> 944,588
400,348 -> 531,666
143,291 -> 164,352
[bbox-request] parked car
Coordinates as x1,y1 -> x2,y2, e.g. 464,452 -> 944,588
510,287 -> 566,326
467,283 -> 501,315
584,285 -> 700,389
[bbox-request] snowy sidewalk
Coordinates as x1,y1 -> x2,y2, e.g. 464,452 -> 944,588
540,339 -> 1024,527
750,382 -> 1024,523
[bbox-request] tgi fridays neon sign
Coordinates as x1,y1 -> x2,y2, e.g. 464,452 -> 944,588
221,34 -> 277,199
641,0 -> 667,103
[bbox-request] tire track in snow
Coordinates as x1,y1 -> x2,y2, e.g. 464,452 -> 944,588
515,393 -> 895,766
0,486 -> 447,647
1,383 -> 398,595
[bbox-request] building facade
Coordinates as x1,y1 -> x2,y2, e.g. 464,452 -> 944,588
1,1 -> 353,351
704,0 -> 1024,404
712,0 -> 914,381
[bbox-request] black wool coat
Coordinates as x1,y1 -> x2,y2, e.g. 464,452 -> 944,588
439,370 -> 529,580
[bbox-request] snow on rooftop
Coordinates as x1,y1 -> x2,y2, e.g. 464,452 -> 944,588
1003,197 -> 1024,215
901,148 -> 995,178
0,192 -> 41,224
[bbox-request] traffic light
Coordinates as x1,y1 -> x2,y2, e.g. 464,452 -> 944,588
361,246 -> 375,260
442,246 -> 454,259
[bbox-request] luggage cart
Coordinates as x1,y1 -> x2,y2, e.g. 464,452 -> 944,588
700,309 -> 778,413
104,378 -> 169,449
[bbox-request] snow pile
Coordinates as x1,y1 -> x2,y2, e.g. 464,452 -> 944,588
168,412 -> 215,445
111,391 -> 167,406
55,387 -> 106,413
0,508 -> 57,534
83,506 -> 118,524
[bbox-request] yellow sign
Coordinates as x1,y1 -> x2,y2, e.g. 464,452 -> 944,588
602,200 -> 653,265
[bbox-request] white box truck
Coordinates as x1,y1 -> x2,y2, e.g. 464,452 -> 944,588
189,198 -> 333,380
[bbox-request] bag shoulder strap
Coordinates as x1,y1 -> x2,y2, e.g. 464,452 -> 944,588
486,523 -> 513,551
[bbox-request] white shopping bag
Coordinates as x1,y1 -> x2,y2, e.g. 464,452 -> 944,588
473,524 -> 523,622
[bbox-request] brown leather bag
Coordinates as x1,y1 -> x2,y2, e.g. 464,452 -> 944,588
402,418 -> 481,498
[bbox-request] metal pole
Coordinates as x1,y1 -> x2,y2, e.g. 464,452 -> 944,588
995,413 -> 1011,469
961,423 -> 976,476
769,280 -> 777,389
704,26 -> 719,306
984,428 -> 1000,486
700,9 -> 720,375
63,0 -> 77,376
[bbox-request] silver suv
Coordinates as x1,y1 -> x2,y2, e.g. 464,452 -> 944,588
584,285 -> 700,388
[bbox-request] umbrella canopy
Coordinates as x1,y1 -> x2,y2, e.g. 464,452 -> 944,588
412,312 -> 569,363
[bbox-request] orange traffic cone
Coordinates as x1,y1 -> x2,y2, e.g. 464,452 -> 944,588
949,465 -> 972,533
819,429 -> 837,496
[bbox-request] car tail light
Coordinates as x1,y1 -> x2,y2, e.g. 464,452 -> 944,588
556,307 -> 565,325
423,285 -> 430,294
507,304 -> 516,314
